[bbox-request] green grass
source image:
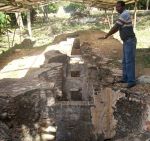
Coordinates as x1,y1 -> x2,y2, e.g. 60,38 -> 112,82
136,48 -> 150,68
135,12 -> 150,49
0,10 -> 150,55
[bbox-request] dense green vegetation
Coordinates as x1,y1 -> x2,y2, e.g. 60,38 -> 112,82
126,0 -> 150,9
0,0 -> 149,33
0,12 -> 10,33
64,2 -> 86,12
48,3 -> 59,13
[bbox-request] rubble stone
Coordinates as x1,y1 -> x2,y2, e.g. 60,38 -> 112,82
138,75 -> 150,84
0,121 -> 10,141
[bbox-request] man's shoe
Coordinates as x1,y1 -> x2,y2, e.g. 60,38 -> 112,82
126,83 -> 136,88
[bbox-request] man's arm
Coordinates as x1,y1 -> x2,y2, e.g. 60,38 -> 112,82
104,24 -> 119,39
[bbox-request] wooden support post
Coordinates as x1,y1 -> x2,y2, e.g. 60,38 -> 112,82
15,12 -> 24,43
105,9 -> 111,29
12,14 -> 20,47
104,9 -> 107,30
6,27 -> 10,49
147,0 -> 150,10
133,0 -> 137,29
27,10 -> 32,38
5,13 -> 10,48
19,26 -> 22,43
12,28 -> 17,47
107,15 -> 111,29
111,9 -> 114,28
15,12 -> 24,30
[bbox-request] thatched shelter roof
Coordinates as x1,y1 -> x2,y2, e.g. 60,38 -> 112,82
0,0 -> 137,12
71,0 -> 137,9
0,0 -> 52,12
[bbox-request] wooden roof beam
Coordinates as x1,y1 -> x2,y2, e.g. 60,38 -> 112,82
125,0 -> 137,4
9,7 -> 27,12
0,5 -> 15,10
92,0 -> 115,5
90,1 -> 115,7
92,2 -> 115,6
0,7 -> 25,12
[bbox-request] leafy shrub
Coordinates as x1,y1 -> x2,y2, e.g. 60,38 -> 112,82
64,2 -> 86,13
0,12 -> 10,33
7,13 -> 16,26
48,3 -> 59,13
127,0 -> 150,10
51,23 -> 62,34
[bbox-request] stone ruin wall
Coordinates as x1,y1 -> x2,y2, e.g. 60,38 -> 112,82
0,38 -> 150,141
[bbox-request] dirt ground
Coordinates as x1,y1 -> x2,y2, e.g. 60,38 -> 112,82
0,29 -> 149,94
0,29 -> 150,141
54,30 -> 150,77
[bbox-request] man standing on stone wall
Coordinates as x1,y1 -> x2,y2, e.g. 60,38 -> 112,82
99,1 -> 137,88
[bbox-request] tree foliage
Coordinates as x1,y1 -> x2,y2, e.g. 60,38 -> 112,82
64,2 -> 86,13
127,0 -> 150,9
0,12 -> 10,33
138,0 -> 149,9
48,3 -> 59,13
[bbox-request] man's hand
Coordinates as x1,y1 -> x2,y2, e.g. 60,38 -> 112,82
98,35 -> 108,40
98,24 -> 119,40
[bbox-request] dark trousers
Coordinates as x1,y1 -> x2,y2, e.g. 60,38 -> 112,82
122,38 -> 137,84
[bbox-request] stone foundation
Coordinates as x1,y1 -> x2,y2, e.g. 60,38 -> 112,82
0,38 -> 150,141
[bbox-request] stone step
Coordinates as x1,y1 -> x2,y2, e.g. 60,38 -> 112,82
52,101 -> 94,107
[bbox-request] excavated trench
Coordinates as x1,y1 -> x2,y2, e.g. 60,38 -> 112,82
0,36 -> 150,141
54,41 -> 95,141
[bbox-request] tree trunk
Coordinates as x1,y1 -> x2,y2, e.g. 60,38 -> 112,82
41,5 -> 49,22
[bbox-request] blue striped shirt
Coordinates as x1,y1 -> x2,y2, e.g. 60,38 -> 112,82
116,10 -> 135,41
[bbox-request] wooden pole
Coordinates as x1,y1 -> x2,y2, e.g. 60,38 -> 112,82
15,12 -> 24,43
147,0 -> 150,10
107,15 -> 111,29
133,0 -> 137,29
105,9 -> 111,29
12,26 -> 17,47
19,23 -> 22,43
5,13 -> 10,48
12,14 -> 20,47
111,9 -> 114,28
6,28 -> 10,48
27,10 -> 32,38
15,12 -> 24,30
